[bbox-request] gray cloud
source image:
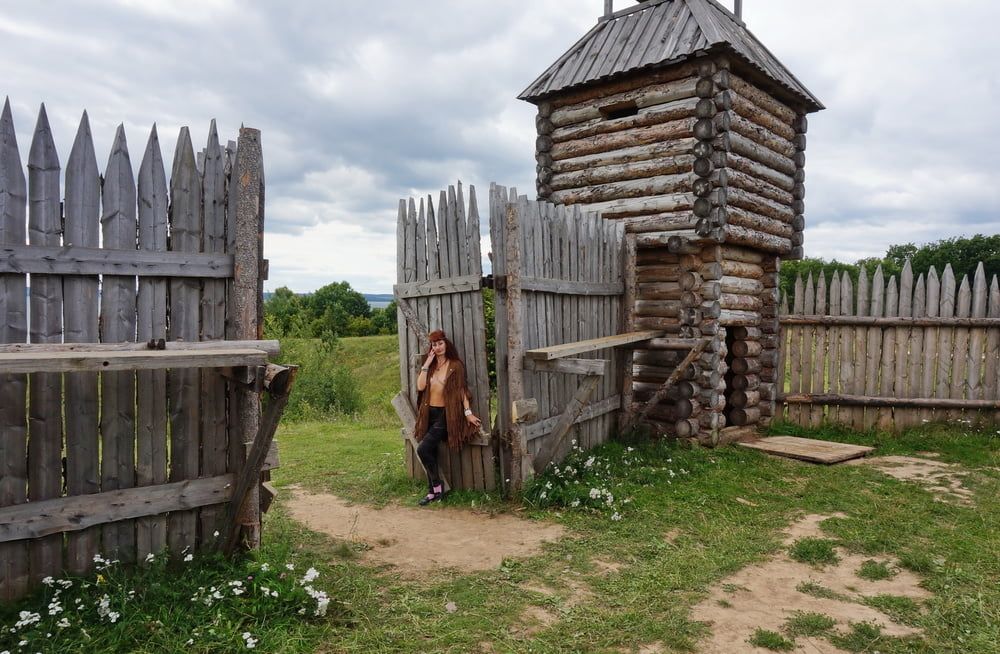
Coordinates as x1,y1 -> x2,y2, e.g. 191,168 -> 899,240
2,0 -> 998,292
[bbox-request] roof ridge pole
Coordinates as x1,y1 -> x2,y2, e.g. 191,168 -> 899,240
603,0 -> 613,19
734,0 -> 742,19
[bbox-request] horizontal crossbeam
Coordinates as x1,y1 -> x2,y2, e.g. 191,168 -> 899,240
0,244 -> 233,277
524,330 -> 665,360
0,348 -> 269,374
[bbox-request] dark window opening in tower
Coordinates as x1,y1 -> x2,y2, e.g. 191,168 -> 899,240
599,101 -> 639,120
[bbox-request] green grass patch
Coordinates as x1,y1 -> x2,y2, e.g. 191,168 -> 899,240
789,537 -> 840,567
748,628 -> 795,651
863,594 -> 922,626
828,621 -> 886,652
784,611 -> 837,636
795,581 -> 851,602
856,559 -> 895,581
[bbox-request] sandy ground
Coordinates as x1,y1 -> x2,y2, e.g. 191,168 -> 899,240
285,487 -> 565,578
847,455 -> 973,504
691,513 -> 930,654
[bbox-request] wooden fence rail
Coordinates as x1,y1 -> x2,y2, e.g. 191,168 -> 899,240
779,260 -> 1000,431
0,100 -> 271,602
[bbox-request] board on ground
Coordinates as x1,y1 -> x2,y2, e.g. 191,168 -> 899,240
738,436 -> 874,464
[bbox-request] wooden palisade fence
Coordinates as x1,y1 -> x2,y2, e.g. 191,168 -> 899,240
393,183 -> 494,491
779,261 -> 1000,431
490,184 -> 626,489
0,100 -> 287,603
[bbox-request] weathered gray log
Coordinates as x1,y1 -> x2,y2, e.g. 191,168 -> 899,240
731,373 -> 760,391
727,406 -> 761,426
727,187 -> 794,223
549,62 -> 700,110
552,116 -> 698,161
550,155 -> 695,191
727,74 -> 796,122
636,228 -> 698,248
718,167 -> 793,205
550,77 -> 699,128
551,172 -> 695,205
587,192 -> 694,220
135,124 -> 170,562
629,339 -> 707,428
100,124 -> 139,562
720,276 -> 764,295
551,139 -> 697,174
63,111 -> 101,575
721,224 -> 792,254
779,316 -> 1000,327
717,111 -> 795,158
0,244 -> 233,277
781,393 -> 1000,409
199,121 -> 229,543
27,104 -> 63,585
0,474 -> 237,543
728,389 -> 760,409
1,98 -> 29,600
532,375 -> 602,474
720,309 -> 761,326
167,128 -> 202,556
551,97 -> 699,143
717,132 -> 796,176
621,211 -> 698,234
720,90 -> 796,140
730,357 -> 762,375
720,293 -> 762,312
223,367 -> 298,556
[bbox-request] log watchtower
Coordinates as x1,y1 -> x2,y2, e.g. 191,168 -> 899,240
519,0 -> 823,443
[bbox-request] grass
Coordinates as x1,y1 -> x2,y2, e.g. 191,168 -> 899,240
789,537 -> 840,566
857,559 -> 896,581
3,337 -> 999,653
748,628 -> 795,651
784,611 -> 837,636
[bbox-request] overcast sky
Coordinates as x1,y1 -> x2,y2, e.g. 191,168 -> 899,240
2,0 -> 998,294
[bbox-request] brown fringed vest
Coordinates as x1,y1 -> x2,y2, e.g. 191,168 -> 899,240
414,358 -> 478,449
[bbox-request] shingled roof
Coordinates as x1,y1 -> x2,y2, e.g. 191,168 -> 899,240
520,0 -> 823,112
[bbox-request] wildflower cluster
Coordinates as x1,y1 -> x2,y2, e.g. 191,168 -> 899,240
0,549 -> 340,653
523,439 -> 697,521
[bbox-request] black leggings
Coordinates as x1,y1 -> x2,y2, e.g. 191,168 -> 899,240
417,407 -> 447,490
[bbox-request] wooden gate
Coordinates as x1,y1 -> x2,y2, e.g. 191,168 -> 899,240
490,185 -> 627,490
392,183 -> 494,491
0,102 -> 285,603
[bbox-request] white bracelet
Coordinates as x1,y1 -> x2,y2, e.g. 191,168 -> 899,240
463,408 -> 472,416
420,367 -> 430,372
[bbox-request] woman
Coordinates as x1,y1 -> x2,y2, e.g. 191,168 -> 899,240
414,329 -> 482,505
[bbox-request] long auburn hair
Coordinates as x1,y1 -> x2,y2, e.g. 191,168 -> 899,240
427,329 -> 462,374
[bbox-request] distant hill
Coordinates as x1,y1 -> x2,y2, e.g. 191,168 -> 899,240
364,293 -> 393,309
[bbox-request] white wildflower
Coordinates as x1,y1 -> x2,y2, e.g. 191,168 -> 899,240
539,491 -> 547,499
41,576 -> 55,586
242,632 -> 258,649
15,611 -> 41,629
145,553 -> 156,564
56,618 -> 70,629
108,611 -> 120,624
213,530 -> 220,538
545,481 -> 552,489
584,456 -> 595,468
57,579 -> 73,589
301,567 -> 320,584
611,512 -> 622,521
183,553 -> 194,562
589,488 -> 602,499
285,563 -> 295,571
570,499 -> 580,507
259,562 -> 270,572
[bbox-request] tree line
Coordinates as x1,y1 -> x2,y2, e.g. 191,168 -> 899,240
778,234 -> 1000,299
263,281 -> 398,339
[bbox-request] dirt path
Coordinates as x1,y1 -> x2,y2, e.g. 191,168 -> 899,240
692,513 -> 930,653
285,487 -> 565,578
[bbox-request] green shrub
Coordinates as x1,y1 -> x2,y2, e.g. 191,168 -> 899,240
277,338 -> 362,420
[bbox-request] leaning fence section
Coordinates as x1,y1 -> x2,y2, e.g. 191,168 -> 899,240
0,100 -> 270,602
491,185 -> 625,488
393,183 -> 494,491
779,261 -> 1000,431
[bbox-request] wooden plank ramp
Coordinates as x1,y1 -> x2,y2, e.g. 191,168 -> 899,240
738,436 -> 874,464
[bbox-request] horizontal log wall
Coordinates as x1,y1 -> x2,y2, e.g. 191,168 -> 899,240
779,261 -> 1000,432
0,102 -> 265,603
